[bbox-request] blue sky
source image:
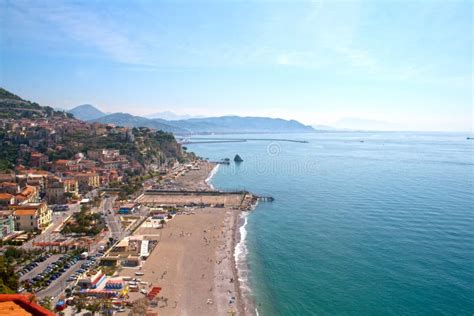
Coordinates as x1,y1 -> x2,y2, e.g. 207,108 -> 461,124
0,0 -> 472,131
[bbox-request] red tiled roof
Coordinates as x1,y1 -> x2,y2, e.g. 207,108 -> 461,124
13,209 -> 37,216
0,294 -> 55,316
0,182 -> 18,187
0,193 -> 13,200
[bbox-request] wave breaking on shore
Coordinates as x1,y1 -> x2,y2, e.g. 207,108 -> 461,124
205,163 -> 220,190
235,210 -> 258,315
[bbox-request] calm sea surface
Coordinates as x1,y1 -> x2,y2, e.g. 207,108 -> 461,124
187,132 -> 474,315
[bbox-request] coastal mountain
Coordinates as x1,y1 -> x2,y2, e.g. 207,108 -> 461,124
0,87 -> 71,119
147,111 -> 203,121
0,87 -> 185,171
65,104 -> 315,134
89,112 -> 188,134
171,116 -> 315,134
312,124 -> 340,131
91,113 -> 314,134
68,104 -> 106,121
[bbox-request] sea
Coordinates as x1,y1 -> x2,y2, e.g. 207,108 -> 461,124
187,132 -> 474,316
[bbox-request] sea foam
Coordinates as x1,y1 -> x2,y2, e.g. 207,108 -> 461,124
205,164 -> 220,190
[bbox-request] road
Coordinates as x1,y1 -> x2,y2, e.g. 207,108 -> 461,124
22,204 -> 79,250
102,196 -> 125,241
30,196 -> 149,304
39,196 -> 117,303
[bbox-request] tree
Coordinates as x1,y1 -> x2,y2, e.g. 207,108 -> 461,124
159,219 -> 166,229
86,300 -> 101,315
0,256 -> 18,292
74,295 -> 87,313
40,297 -> 53,311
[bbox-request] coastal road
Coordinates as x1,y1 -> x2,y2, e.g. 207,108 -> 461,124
103,197 -> 125,241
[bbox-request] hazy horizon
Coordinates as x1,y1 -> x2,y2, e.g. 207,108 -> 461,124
1,0 -> 472,131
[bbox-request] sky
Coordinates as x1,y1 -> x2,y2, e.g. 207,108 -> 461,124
0,0 -> 472,131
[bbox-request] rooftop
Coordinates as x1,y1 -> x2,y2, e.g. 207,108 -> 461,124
13,209 -> 37,216
0,193 -> 13,200
0,294 -> 55,316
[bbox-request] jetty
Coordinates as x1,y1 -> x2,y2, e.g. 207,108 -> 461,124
258,195 -> 274,202
179,137 -> 308,144
211,160 -> 230,165
136,189 -> 274,209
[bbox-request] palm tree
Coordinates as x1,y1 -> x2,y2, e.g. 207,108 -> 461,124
159,219 -> 166,229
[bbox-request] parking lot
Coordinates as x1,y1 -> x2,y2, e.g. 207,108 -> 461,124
38,253 -> 103,303
18,251 -> 95,298
19,254 -> 61,282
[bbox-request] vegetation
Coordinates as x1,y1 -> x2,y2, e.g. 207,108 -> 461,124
0,255 -> 18,293
0,87 -> 71,119
1,87 -> 186,172
61,206 -> 105,236
39,296 -> 53,311
160,219 -> 167,229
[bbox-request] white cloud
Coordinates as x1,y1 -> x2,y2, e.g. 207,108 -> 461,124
8,0 -> 150,65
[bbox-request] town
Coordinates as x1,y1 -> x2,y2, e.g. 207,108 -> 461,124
0,88 -> 261,316
0,88 -> 208,315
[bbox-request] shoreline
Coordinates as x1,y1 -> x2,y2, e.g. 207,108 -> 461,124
122,159 -> 256,315
205,160 -> 255,316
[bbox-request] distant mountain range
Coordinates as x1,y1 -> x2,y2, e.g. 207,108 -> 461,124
88,112 -> 187,133
68,104 -> 106,121
147,111 -> 204,121
67,104 -> 315,134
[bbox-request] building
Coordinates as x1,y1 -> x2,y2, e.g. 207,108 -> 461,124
117,203 -> 138,214
15,185 -> 39,205
0,193 -> 15,207
0,294 -> 55,316
0,211 -> 15,239
30,152 -> 48,168
64,179 -> 79,197
12,203 -> 52,232
53,159 -> 73,173
77,270 -> 107,289
87,149 -> 120,161
0,182 -> 20,195
75,173 -> 100,192
45,181 -> 66,204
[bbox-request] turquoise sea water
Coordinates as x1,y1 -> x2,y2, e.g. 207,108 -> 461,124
187,132 -> 474,315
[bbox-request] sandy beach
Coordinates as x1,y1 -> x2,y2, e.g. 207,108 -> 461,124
123,160 -> 251,315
